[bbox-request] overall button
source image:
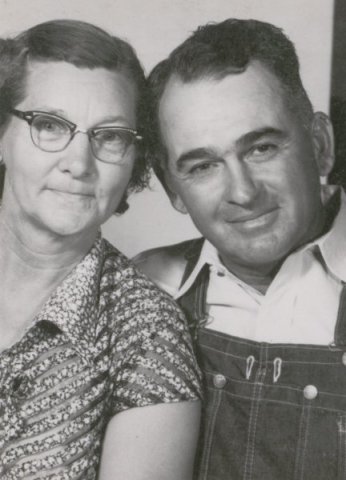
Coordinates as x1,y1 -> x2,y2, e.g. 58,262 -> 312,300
303,384 -> 318,400
213,374 -> 226,389
342,352 -> 346,366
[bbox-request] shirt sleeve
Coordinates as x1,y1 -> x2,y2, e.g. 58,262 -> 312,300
107,272 -> 202,415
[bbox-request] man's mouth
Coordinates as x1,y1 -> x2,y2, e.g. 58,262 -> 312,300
226,208 -> 279,228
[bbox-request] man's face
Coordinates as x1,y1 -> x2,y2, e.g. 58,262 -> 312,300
158,61 -> 334,277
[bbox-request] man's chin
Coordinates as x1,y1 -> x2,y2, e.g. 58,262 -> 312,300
218,238 -> 293,276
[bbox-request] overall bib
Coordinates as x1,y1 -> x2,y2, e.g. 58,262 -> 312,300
179,256 -> 346,480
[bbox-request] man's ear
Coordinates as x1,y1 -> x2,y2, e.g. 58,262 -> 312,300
163,172 -> 188,214
170,193 -> 188,214
154,164 -> 187,214
154,159 -> 189,214
311,112 -> 335,177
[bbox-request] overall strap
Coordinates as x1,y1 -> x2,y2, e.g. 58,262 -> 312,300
180,238 -> 205,286
178,240 -> 210,339
179,265 -> 209,318
333,284 -> 346,345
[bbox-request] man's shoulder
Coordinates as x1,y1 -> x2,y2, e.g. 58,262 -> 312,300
133,238 -> 204,295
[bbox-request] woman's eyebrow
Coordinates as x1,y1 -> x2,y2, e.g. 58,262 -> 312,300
94,115 -> 131,125
28,108 -> 130,126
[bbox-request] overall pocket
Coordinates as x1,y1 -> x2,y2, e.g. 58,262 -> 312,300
194,369 -> 254,480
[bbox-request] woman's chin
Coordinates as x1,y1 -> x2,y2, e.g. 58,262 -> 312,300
34,211 -> 99,240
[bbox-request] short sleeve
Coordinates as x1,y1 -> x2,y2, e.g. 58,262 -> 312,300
107,276 -> 202,415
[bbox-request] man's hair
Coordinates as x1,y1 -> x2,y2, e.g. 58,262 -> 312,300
0,19 -> 149,210
144,18 -> 314,187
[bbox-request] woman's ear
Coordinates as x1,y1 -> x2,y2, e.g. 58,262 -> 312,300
311,112 -> 335,177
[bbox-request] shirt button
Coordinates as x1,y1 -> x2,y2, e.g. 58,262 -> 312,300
213,373 -> 226,389
303,384 -> 318,400
342,352 -> 346,366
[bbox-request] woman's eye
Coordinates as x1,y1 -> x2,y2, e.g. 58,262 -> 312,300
44,122 -> 58,132
34,116 -> 66,134
95,130 -> 124,144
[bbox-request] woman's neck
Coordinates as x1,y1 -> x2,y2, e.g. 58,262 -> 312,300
0,212 -> 97,271
0,212 -> 98,349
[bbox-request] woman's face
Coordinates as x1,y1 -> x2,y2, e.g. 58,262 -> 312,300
1,61 -> 137,242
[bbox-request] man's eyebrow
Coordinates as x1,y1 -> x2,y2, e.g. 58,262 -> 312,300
236,127 -> 287,148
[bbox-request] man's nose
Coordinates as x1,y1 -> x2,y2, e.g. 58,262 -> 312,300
58,131 -> 96,178
223,157 -> 259,206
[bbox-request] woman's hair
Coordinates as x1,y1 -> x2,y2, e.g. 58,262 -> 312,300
0,19 -> 149,210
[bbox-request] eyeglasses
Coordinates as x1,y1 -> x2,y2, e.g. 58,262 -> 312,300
11,109 -> 142,164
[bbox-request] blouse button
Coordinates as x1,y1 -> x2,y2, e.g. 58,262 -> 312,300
342,352 -> 346,366
303,384 -> 318,400
213,373 -> 226,389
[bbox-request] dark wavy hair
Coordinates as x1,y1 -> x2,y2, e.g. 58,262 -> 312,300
0,19 -> 149,212
143,18 -> 314,188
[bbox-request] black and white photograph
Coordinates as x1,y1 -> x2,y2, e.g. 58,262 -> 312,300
0,0 -> 343,478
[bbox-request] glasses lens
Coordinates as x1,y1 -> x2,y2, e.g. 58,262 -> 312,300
91,128 -> 136,163
31,114 -> 72,152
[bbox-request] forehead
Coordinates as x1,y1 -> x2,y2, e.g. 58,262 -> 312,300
20,61 -> 137,124
158,61 -> 296,156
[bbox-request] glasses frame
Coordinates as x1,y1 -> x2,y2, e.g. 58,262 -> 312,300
10,109 -> 142,164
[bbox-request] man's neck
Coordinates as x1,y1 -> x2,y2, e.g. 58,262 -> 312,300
219,257 -> 282,295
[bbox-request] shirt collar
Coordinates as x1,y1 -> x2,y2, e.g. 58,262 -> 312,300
175,239 -> 216,299
310,188 -> 346,282
176,186 -> 346,298
35,234 -> 104,364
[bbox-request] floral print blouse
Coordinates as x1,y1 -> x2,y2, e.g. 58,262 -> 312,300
0,236 -> 201,479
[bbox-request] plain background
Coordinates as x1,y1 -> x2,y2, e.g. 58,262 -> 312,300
0,0 -> 334,256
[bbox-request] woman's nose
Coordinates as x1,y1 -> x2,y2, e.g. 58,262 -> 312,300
57,131 -> 96,178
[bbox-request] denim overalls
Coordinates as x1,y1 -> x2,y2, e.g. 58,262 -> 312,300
179,247 -> 346,480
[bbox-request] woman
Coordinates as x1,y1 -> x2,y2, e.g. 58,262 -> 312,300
0,20 -> 201,479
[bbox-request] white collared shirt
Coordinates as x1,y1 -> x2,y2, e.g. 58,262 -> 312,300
175,190 -> 346,344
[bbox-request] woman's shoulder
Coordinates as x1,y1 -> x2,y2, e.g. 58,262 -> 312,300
99,238 -> 185,318
98,239 -> 202,411
133,238 -> 203,296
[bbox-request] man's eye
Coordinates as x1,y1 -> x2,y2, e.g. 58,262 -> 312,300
189,162 -> 214,175
250,143 -> 277,156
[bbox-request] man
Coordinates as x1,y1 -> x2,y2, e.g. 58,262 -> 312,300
135,19 -> 346,479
